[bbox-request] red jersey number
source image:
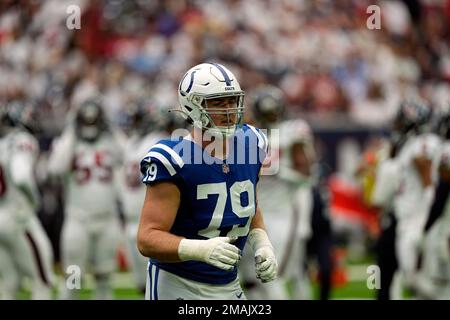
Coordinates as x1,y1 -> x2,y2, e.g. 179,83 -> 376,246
73,151 -> 113,185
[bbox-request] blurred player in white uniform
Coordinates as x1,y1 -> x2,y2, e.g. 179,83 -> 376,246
49,100 -> 124,299
118,104 -> 166,293
281,119 -> 333,300
371,102 -> 422,300
0,102 -> 55,299
240,86 -> 328,299
239,86 -> 291,299
415,107 -> 450,299
392,100 -> 441,293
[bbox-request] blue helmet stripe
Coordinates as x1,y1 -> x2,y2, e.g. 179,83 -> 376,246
186,71 -> 196,93
210,63 -> 232,86
179,72 -> 189,96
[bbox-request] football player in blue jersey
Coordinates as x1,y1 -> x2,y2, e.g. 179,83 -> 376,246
137,63 -> 278,300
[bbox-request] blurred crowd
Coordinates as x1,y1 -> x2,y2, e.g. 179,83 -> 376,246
1,0 -> 449,138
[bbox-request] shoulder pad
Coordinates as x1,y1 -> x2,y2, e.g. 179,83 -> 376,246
141,139 -> 185,182
244,124 -> 269,154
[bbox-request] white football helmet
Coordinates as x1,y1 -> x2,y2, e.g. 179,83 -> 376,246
178,63 -> 245,137
280,119 -> 316,169
75,99 -> 108,142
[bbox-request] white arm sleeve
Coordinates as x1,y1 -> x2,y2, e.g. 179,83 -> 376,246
372,159 -> 400,209
11,153 -> 40,209
10,134 -> 40,209
48,130 -> 76,176
294,187 -> 313,240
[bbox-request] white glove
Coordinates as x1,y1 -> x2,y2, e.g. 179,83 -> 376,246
248,228 -> 278,283
254,246 -> 278,282
178,237 -> 241,271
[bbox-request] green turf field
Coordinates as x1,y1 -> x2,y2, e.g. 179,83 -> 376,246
14,263 -> 379,300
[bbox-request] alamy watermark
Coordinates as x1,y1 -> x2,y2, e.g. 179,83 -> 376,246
67,4 -> 381,31
66,265 -> 81,290
366,265 -> 381,290
66,5 -> 81,30
366,5 -> 381,30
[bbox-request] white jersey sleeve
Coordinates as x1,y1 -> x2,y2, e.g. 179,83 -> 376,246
48,129 -> 76,176
372,158 -> 400,210
293,186 -> 313,240
395,133 -> 441,220
9,131 -> 40,210
409,134 -> 441,159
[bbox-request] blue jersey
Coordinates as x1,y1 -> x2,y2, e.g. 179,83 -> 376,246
140,124 -> 268,284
